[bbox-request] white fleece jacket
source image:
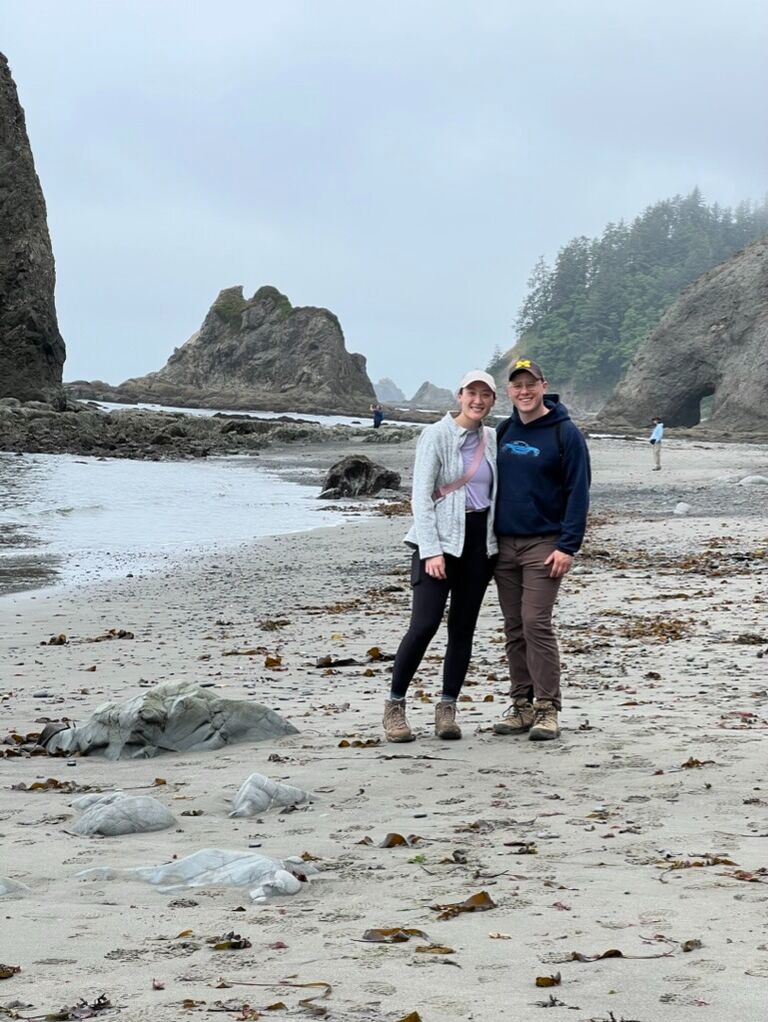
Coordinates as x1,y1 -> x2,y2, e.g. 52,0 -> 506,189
403,412 -> 498,559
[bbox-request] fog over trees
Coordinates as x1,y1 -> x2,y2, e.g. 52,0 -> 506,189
502,190 -> 768,392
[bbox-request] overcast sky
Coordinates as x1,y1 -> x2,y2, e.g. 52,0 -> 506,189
4,1 -> 768,397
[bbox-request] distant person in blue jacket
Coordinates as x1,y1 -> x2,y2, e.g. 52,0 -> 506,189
649,417 -> 664,470
493,358 -> 591,742
371,403 -> 384,429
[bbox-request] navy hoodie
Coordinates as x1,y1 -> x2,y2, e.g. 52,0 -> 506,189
495,396 -> 591,555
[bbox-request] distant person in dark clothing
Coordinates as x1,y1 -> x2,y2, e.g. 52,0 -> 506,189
493,358 -> 591,742
649,417 -> 664,470
371,403 -> 384,428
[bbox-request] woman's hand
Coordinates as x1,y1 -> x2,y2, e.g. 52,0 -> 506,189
425,555 -> 447,579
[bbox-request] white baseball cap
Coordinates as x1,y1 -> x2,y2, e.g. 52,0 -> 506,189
457,369 -> 497,395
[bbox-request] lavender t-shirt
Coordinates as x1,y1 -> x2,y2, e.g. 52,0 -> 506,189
461,428 -> 492,510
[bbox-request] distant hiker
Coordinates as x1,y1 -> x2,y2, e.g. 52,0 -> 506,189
383,371 -> 498,743
493,358 -> 591,742
371,403 -> 384,429
649,417 -> 664,470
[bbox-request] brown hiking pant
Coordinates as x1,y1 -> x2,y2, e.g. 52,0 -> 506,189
494,534 -> 562,710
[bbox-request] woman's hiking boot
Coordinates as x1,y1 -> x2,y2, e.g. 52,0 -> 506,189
435,701 -> 462,740
383,699 -> 415,743
493,698 -> 534,735
528,700 -> 560,741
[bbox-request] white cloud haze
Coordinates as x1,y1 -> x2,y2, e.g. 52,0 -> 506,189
4,0 -> 768,396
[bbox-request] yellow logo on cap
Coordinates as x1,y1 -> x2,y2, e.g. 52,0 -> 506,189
514,359 -> 532,368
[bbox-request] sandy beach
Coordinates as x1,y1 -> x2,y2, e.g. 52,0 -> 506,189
1,434 -> 768,1022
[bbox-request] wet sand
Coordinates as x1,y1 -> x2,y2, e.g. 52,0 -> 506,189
1,436 -> 767,1021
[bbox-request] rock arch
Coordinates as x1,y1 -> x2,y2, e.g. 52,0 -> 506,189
599,240 -> 768,433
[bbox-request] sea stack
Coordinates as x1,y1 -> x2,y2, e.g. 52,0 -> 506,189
0,53 -> 66,404
116,285 -> 378,413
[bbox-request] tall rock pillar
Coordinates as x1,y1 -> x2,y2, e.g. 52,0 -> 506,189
0,53 -> 66,404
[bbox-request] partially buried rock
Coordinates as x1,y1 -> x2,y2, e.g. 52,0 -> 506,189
319,455 -> 401,499
40,679 -> 298,760
229,772 -> 313,817
76,848 -> 318,902
71,792 -> 176,836
0,877 -> 31,898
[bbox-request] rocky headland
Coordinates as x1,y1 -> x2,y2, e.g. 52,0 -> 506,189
599,239 -> 768,433
0,53 -> 66,406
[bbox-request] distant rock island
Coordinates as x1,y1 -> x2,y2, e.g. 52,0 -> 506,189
599,238 -> 768,433
374,377 -> 405,403
401,381 -> 455,411
69,285 -> 378,415
0,53 -> 66,405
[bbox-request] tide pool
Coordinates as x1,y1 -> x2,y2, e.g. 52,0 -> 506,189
0,452 -> 364,596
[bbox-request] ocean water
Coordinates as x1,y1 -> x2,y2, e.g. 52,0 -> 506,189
0,452 -> 365,597
94,401 -> 420,428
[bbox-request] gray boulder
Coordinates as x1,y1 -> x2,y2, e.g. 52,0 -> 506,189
71,792 -> 176,836
319,454 -> 401,498
229,773 -> 313,817
41,680 -> 298,760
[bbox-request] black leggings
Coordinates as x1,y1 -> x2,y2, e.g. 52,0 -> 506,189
390,511 -> 494,700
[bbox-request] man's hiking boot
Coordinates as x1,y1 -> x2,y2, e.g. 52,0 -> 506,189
493,698 -> 534,735
383,699 -> 415,743
528,700 -> 560,741
435,701 -> 462,740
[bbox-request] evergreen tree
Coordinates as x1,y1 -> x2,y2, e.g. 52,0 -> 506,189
515,190 -> 768,391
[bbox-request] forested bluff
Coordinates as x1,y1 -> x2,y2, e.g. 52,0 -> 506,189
491,189 -> 768,404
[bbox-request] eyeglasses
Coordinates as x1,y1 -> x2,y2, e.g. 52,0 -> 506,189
509,381 -> 542,392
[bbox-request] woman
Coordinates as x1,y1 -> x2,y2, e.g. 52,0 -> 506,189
383,370 -> 498,742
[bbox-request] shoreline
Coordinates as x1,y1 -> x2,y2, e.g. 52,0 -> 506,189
0,449 -> 387,600
1,440 -> 767,1020
3,433 -> 767,603
4,396 -> 768,467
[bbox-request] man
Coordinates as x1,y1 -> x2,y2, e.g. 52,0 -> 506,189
493,358 -> 591,741
649,417 -> 663,470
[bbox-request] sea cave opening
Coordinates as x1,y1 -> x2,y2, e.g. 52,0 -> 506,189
670,385 -> 715,427
699,393 -> 714,423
